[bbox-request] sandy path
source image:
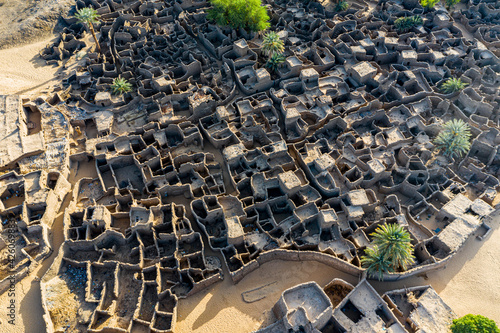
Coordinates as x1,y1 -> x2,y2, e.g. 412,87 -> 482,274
0,37 -> 61,96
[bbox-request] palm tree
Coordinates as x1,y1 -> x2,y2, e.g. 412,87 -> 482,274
335,0 -> 350,12
394,15 -> 423,32
434,119 -> 471,158
371,223 -> 415,271
266,53 -> 286,73
444,0 -> 460,10
111,78 -> 132,95
261,31 -> 284,57
75,7 -> 101,55
361,246 -> 394,281
441,77 -> 468,94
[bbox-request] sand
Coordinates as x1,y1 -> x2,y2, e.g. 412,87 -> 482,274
0,0 -> 73,50
433,214 -> 500,320
175,260 -> 361,333
0,37 -> 62,95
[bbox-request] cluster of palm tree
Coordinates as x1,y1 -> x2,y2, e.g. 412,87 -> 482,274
444,0 -> 460,10
361,223 -> 415,280
405,0 -> 459,11
207,0 -> 270,32
420,0 -> 439,10
451,314 -> 500,333
261,31 -> 285,73
432,79 -> 471,159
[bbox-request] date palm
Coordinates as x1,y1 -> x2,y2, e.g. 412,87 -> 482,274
444,0 -> 460,10
394,15 -> 423,32
434,119 -> 471,158
261,31 -> 284,57
335,0 -> 349,12
111,78 -> 132,95
371,223 -> 415,271
361,246 -> 394,281
266,53 -> 286,73
75,7 -> 101,55
441,77 -> 468,94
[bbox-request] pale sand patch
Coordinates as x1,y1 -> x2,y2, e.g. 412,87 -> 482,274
175,260 -> 360,333
435,215 -> 500,321
0,37 -> 61,95
0,265 -> 45,332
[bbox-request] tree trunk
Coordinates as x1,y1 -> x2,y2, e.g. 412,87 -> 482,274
89,23 -> 101,55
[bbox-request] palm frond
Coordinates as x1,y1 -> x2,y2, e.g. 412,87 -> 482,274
261,31 -> 284,57
75,7 -> 100,25
441,77 -> 468,94
434,119 -> 471,158
371,223 -> 415,271
361,246 -> 394,281
265,53 -> 286,72
394,15 -> 423,32
111,78 -> 132,95
335,1 -> 349,12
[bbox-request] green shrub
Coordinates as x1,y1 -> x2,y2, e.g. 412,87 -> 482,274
394,15 -> 423,32
450,314 -> 500,333
420,0 -> 439,9
335,0 -> 350,12
434,119 -> 471,158
266,53 -> 286,72
207,0 -> 270,32
261,31 -> 284,57
441,77 -> 468,94
111,78 -> 132,95
444,0 -> 460,9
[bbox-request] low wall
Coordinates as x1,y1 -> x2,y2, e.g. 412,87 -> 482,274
227,244 -> 464,283
229,249 -> 364,284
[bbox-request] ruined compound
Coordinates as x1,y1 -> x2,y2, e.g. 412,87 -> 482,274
0,0 -> 499,332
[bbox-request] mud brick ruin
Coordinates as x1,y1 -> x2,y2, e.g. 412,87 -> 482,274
256,278 -> 456,332
0,0 -> 499,331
